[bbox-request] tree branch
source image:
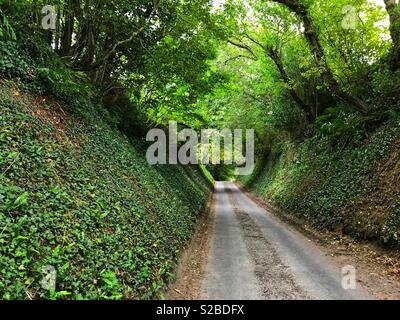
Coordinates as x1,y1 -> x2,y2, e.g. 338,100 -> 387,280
227,39 -> 258,60
384,0 -> 400,71
224,54 -> 258,64
268,0 -> 370,112
76,0 -> 160,71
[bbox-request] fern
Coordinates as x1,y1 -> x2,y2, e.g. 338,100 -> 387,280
0,11 -> 16,41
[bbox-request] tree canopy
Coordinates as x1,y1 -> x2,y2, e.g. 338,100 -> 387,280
1,0 -> 399,145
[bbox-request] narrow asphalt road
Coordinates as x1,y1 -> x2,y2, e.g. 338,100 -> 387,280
201,182 -> 368,300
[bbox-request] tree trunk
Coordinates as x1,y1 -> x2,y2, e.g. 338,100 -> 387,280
266,47 -> 314,122
72,0 -> 159,72
384,0 -> 400,72
269,0 -> 369,113
54,0 -> 61,52
60,0 -> 79,56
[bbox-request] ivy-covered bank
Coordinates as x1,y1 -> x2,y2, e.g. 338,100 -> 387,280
0,82 -> 212,300
241,118 -> 400,246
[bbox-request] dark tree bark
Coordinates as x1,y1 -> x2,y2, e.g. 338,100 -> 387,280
72,0 -> 159,72
54,0 -> 61,52
60,0 -> 79,56
269,0 -> 369,113
384,0 -> 400,72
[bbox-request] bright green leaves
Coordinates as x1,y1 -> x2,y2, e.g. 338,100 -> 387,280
100,271 -> 123,300
0,184 -> 29,212
163,35 -> 176,47
0,11 -> 16,41
13,192 -> 29,209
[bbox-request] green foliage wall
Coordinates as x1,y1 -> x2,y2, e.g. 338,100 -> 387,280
0,83 -> 212,300
241,116 -> 400,245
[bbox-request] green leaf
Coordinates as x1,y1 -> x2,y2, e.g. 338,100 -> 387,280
13,192 -> 29,208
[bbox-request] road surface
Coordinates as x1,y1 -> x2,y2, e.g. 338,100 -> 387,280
201,182 -> 368,300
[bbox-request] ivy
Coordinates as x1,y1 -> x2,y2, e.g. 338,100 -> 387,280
0,83 -> 211,299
